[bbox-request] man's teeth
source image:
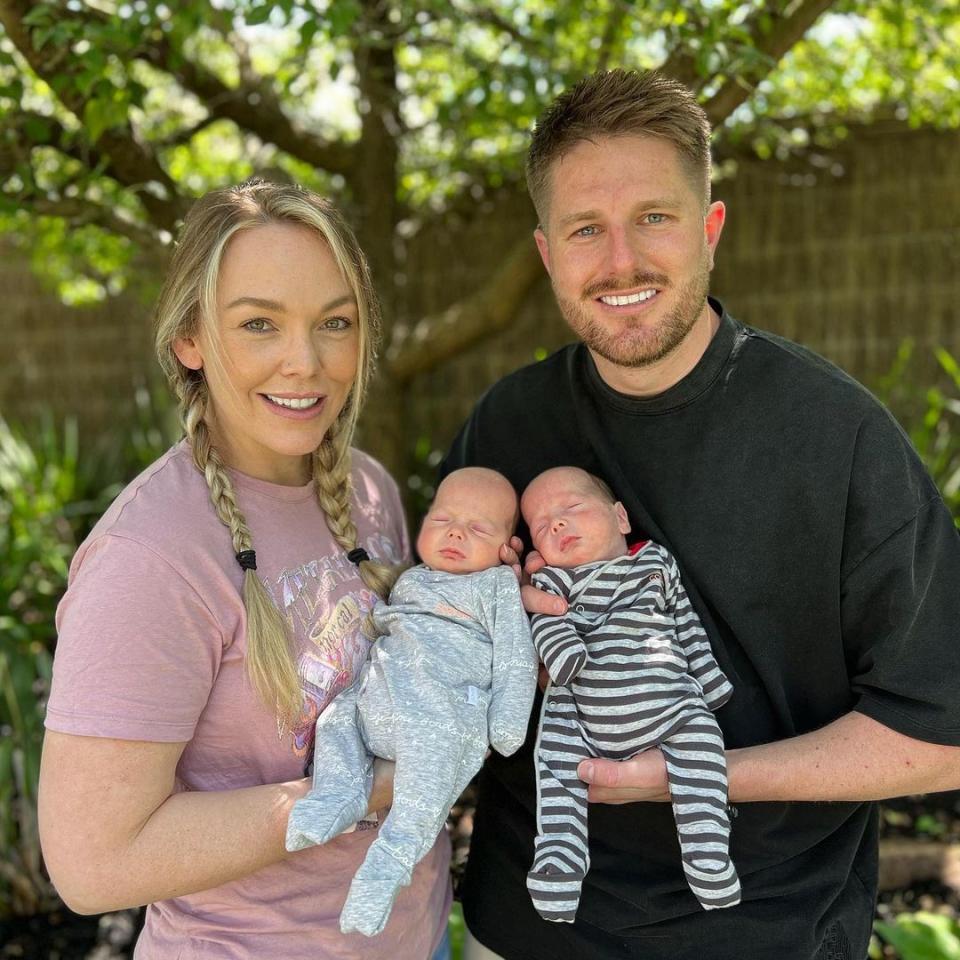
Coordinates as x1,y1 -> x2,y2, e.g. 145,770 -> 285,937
599,289 -> 656,306
266,395 -> 320,409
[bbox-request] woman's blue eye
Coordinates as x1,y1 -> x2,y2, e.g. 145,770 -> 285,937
243,318 -> 271,332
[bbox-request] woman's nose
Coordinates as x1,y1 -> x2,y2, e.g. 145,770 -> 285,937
281,333 -> 323,376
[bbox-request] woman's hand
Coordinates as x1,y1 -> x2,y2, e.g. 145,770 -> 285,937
367,757 -> 395,816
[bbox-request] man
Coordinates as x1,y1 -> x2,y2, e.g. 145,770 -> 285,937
441,69 -> 960,960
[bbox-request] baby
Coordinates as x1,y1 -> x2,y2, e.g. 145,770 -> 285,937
286,467 -> 537,937
521,466 -> 741,922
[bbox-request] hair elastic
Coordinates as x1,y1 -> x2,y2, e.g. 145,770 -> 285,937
236,549 -> 257,571
347,548 -> 369,565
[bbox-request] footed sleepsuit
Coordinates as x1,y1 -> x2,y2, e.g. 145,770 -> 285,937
529,542 -> 740,922
286,563 -> 537,937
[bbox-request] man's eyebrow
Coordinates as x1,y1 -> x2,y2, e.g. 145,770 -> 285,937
557,199 -> 683,229
225,294 -> 357,312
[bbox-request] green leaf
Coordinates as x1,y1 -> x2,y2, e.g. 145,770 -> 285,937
245,5 -> 273,26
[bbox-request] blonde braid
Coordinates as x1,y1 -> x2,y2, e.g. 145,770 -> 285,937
313,416 -> 400,601
180,378 -> 303,723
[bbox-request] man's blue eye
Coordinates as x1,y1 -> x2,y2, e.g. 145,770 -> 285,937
575,225 -> 599,238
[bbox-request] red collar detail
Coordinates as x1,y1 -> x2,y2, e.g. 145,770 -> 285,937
628,540 -> 650,555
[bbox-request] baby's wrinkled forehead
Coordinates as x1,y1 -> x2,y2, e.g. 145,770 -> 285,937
521,467 -> 609,519
430,467 -> 519,529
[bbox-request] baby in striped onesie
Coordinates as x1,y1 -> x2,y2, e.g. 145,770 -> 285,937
521,466 -> 741,922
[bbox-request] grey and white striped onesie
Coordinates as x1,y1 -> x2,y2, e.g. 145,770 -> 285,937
528,542 -> 740,921
286,563 -> 537,937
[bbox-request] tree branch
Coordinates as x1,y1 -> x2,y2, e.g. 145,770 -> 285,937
385,236 -> 544,383
0,0 -> 187,231
137,26 -> 358,178
658,0 -> 838,115
703,0 -> 839,126
596,0 -> 633,73
28,195 -> 167,254
447,0 -> 549,59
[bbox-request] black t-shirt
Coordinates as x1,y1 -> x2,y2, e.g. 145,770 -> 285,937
441,300 -> 960,960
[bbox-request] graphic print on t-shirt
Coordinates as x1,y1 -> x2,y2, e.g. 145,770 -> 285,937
267,532 -> 404,760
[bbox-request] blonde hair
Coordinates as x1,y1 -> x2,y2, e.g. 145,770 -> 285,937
155,180 -> 399,723
526,69 -> 712,223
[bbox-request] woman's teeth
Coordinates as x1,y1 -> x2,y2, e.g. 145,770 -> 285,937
266,395 -> 320,409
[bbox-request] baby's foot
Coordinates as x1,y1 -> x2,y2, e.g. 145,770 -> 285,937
339,842 -> 412,936
284,791 -> 367,852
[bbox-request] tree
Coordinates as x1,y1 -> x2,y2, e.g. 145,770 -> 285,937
1,0 -> 957,477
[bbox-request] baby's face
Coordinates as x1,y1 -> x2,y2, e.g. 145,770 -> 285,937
416,471 -> 516,574
522,469 -> 630,568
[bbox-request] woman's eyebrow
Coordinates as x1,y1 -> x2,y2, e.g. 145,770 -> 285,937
226,295 -> 284,311
225,293 -> 357,312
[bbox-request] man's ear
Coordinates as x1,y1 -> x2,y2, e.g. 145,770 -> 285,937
704,200 -> 726,270
173,336 -> 204,371
534,227 -> 551,275
614,501 -> 631,535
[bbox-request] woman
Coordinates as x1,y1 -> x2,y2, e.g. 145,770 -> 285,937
38,181 -> 452,959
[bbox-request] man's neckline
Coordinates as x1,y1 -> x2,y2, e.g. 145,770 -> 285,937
579,297 -> 739,415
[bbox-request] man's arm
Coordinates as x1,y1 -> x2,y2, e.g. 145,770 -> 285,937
578,710 -> 960,803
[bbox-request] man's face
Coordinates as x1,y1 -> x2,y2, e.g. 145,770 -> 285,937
535,135 -> 725,374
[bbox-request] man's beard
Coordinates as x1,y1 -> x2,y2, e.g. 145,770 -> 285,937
555,257 -> 711,369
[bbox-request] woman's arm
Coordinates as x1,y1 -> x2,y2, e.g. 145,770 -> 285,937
39,731 -> 394,914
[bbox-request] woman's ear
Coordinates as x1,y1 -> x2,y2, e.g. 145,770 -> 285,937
614,502 -> 631,535
173,336 -> 204,371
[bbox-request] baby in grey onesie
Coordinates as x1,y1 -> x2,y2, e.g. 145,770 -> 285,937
286,467 -> 537,937
522,467 -> 740,922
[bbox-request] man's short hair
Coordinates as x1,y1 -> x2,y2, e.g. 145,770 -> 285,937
526,69 -> 712,223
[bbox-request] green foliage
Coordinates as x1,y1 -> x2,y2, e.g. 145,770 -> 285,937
448,900 -> 466,959
0,416 -> 86,916
875,911 -> 960,960
3,0 -> 959,297
0,394 -> 179,918
407,435 -> 444,529
876,342 -> 960,525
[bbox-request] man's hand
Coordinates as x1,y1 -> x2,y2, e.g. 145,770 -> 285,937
499,536 -> 525,580
577,750 -> 671,804
520,549 -> 567,616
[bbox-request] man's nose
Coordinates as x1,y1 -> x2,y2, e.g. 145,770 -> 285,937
607,226 -> 641,277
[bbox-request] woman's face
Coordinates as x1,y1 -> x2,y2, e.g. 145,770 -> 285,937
175,222 -> 360,485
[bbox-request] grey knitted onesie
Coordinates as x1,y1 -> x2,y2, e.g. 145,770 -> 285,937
528,542 -> 741,922
286,563 -> 537,937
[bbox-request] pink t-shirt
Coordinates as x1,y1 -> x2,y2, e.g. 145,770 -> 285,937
46,440 -> 451,960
